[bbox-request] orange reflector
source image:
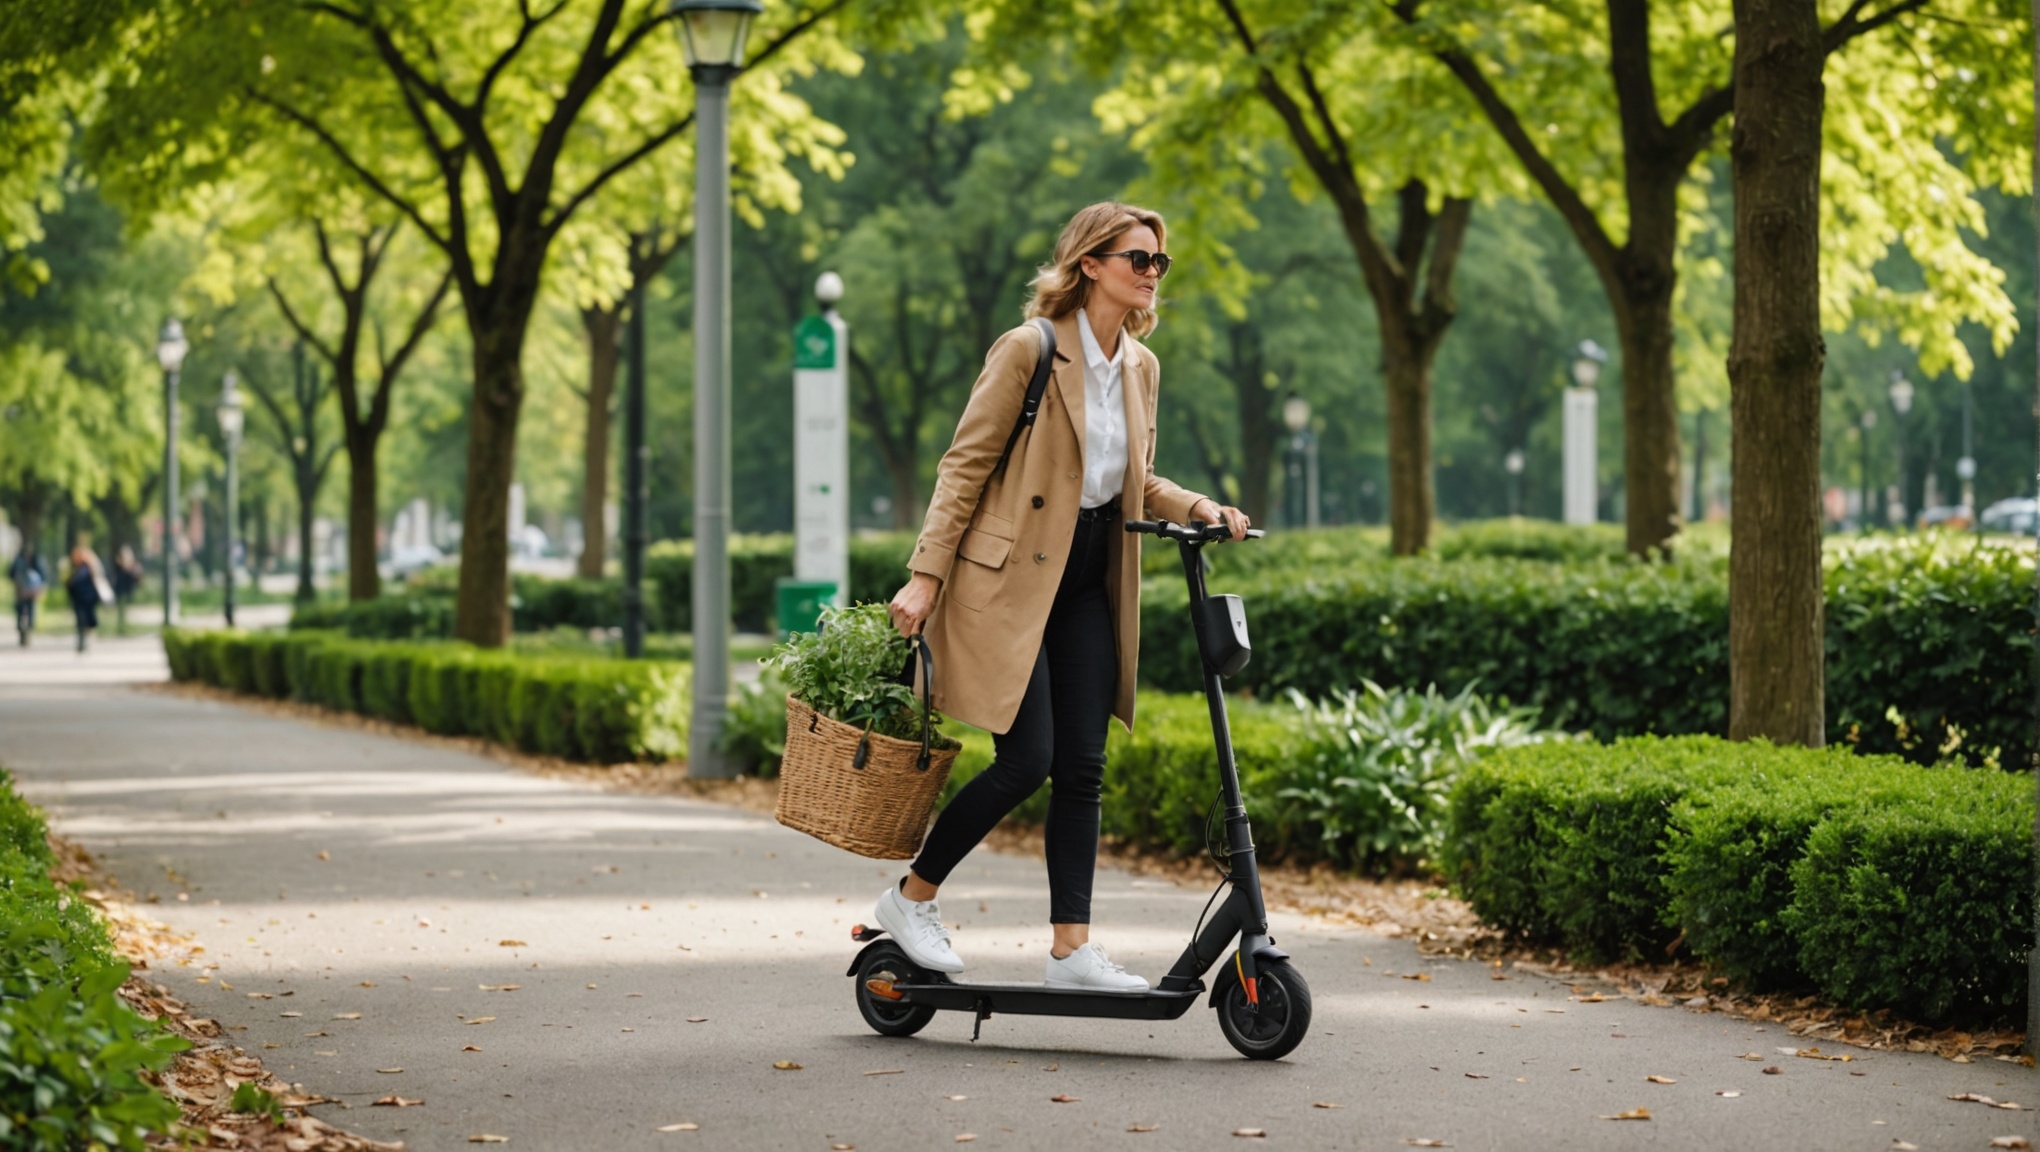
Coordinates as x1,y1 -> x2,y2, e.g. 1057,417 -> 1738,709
851,924 -> 866,938
1245,977 -> 1259,1006
865,979 -> 904,1001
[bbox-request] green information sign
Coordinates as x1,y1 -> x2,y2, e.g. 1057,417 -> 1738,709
794,315 -> 836,369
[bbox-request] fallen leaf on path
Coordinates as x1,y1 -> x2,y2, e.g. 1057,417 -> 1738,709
1715,1091 -> 1741,1098
376,1068 -> 404,1074
317,850 -> 330,861
772,1061 -> 803,1071
829,1144 -> 853,1151
686,1017 -> 708,1023
1891,1142 -> 1919,1151
1573,994 -> 1607,1003
621,1027 -> 635,1033
333,1013 -> 362,1020
218,981 -> 234,991
1402,973 -> 1431,982
467,1136 -> 509,1144
1989,1138 -> 2030,1149
372,1095 -> 423,1108
1791,1047 -> 1852,1062
946,1095 -> 969,1102
1737,1052 -> 1763,1060
466,1016 -> 497,1025
1233,1129 -> 1267,1138
656,1123 -> 699,1132
463,1045 -> 482,1052
864,1069 -> 904,1077
1312,1102 -> 1342,1109
1762,1066 -> 1783,1075
498,940 -> 527,948
280,1011 -> 302,1018
1599,1108 -> 1651,1121
1050,1094 -> 1079,1103
246,992 -> 272,1000
1402,1141 -> 1450,1148
1646,1075 -> 1676,1084
360,981 -> 377,988
1043,1062 -> 1059,1071
1950,1094 -> 2033,1111
954,1136 -> 976,1143
480,984 -> 521,991
1463,1073 -> 1488,1079
1126,1124 -> 1157,1133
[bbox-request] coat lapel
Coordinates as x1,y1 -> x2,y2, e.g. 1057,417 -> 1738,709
1052,311 -> 1085,456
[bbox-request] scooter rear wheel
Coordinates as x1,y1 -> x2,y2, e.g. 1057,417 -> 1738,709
1214,960 -> 1312,1060
854,942 -> 937,1038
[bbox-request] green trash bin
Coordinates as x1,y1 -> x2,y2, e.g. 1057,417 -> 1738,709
775,579 -> 838,640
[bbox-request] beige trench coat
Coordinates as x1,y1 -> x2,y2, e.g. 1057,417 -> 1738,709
907,312 -> 1207,735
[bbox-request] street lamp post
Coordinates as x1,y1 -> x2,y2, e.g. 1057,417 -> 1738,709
1504,447 -> 1526,518
673,0 -> 762,778
156,319 -> 189,627
1858,407 -> 1878,530
1564,340 -> 1607,525
1889,370 -> 1915,527
217,370 -> 245,628
1281,393 -> 1316,528
623,271 -> 649,659
1958,376 -> 1977,520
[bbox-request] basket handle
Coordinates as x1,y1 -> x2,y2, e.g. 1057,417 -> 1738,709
852,634 -> 937,772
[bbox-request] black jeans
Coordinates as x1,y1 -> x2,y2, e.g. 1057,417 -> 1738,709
912,511 -> 1117,924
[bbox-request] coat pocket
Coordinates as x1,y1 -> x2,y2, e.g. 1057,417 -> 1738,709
946,524 -> 1014,612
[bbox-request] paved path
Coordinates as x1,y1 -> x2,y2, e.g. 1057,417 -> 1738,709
0,639 -> 2033,1151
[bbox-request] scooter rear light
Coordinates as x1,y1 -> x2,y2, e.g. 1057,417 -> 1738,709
865,979 -> 904,1001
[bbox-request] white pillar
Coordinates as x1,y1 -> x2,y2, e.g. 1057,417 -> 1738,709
1563,386 -> 1598,524
793,287 -> 850,607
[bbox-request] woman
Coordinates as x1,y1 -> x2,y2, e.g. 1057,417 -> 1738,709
8,543 -> 46,647
66,538 -> 109,653
879,202 -> 1250,991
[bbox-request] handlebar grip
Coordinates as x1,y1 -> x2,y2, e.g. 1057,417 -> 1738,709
1246,528 -> 1266,539
1123,520 -> 1161,533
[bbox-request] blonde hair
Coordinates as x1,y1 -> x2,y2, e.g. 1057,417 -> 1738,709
1024,201 -> 1167,339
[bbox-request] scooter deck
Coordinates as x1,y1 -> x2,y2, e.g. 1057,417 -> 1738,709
893,978 -> 1204,1022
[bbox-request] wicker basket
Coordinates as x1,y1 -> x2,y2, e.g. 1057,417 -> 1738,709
775,696 -> 958,859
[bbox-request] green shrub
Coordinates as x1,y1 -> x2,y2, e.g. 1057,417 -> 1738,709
247,634 -> 291,699
1663,752 -> 1927,986
1784,769 -> 2033,1024
161,628 -> 197,682
307,639 -> 368,713
571,662 -> 690,762
719,668 -> 790,774
1433,518 -> 1628,563
212,634 -> 258,694
1142,536 -> 2029,766
360,645 -> 425,724
1443,738 -> 1744,960
406,646 -> 478,736
0,769 -> 187,1148
1269,682 -> 1556,867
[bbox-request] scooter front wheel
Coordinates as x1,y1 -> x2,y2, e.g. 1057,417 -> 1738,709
1214,960 -> 1312,1060
854,942 -> 937,1038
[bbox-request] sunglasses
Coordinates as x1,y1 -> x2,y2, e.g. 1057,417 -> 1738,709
1089,249 -> 1173,277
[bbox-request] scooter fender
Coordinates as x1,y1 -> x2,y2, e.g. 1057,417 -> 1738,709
1207,942 -> 1292,1008
847,937 -> 904,979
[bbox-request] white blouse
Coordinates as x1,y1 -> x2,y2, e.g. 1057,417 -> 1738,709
1076,309 -> 1128,509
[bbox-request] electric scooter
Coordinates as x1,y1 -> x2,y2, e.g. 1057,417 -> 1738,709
847,518 -> 1311,1061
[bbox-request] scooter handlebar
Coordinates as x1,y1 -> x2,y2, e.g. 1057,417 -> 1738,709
1123,519 -> 1265,543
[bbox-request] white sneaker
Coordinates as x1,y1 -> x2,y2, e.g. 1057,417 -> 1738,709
873,883 -> 965,973
1045,943 -> 1149,992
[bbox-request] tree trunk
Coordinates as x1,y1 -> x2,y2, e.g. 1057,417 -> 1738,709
1382,340 -> 1437,554
1612,275 -> 1685,555
296,460 -> 317,604
346,429 -> 381,601
578,305 -> 622,579
887,465 -> 918,531
1727,0 -> 1827,745
453,322 -> 529,647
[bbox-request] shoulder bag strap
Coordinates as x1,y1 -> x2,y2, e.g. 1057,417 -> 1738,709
989,317 -> 1058,483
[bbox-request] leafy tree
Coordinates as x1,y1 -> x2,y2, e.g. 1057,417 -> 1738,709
1397,0 -> 2023,555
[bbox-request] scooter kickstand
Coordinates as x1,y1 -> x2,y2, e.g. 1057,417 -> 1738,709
971,998 -> 992,1042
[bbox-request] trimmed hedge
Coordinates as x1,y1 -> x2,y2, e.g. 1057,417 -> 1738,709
1143,537 -> 2031,765
1443,736 -> 2033,1025
1,768 -> 186,1147
165,629 -> 690,764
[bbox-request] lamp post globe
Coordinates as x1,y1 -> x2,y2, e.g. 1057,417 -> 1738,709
815,270 -> 845,309
670,0 -> 763,71
1887,369 -> 1914,416
1888,370 -> 1915,525
672,0 -> 763,777
1570,339 -> 1608,390
156,319 -> 190,628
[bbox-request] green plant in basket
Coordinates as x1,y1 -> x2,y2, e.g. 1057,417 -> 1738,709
770,604 -> 959,748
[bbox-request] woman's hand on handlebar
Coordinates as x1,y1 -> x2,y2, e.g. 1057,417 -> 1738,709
1193,499 -> 1252,542
889,572 -> 942,638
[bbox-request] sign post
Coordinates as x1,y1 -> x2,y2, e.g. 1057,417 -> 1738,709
788,272 -> 849,632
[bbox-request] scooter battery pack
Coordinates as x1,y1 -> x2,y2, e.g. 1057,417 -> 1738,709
1194,594 -> 1252,678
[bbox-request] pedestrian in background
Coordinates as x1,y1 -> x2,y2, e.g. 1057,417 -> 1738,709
66,537 -> 112,653
112,544 -> 143,635
8,544 -> 47,647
